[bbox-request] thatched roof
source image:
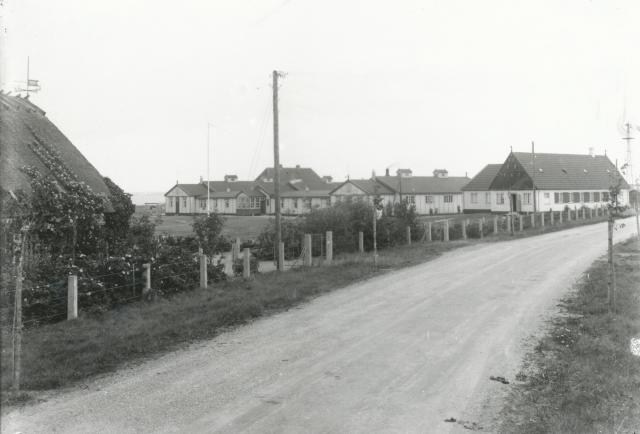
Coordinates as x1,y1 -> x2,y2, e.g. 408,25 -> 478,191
0,92 -> 111,199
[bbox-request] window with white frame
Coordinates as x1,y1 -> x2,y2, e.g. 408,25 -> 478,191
593,192 -> 600,202
444,194 -> 453,203
199,199 -> 206,209
496,193 -> 504,205
406,195 -> 415,204
170,197 -> 174,207
562,192 -> 570,203
182,197 -> 187,207
224,199 -> 230,208
425,195 -> 433,204
544,192 -> 550,204
304,198 -> 312,209
582,192 -> 591,203
572,192 -> 581,203
523,192 -> 531,204
485,192 -> 491,204
602,191 -> 609,202
470,193 -> 478,204
554,193 -> 560,204
294,199 -> 298,209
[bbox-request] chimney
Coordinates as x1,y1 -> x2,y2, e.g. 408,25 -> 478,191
295,164 -> 301,168
433,169 -> 448,178
224,174 -> 238,182
397,168 -> 412,177
385,168 -> 390,176
588,147 -> 594,157
199,175 -> 203,183
322,175 -> 333,183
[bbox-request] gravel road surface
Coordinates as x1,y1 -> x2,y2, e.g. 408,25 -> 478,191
3,218 -> 637,433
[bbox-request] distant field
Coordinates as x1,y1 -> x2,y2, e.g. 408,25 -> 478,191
152,215 -> 277,240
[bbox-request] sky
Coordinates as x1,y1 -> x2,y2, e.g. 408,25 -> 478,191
1,0 -> 639,198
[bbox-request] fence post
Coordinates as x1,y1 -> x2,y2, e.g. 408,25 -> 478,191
506,215 -> 511,233
243,248 -> 250,279
199,253 -> 208,289
427,222 -> 432,242
406,226 -> 411,245
143,263 -> 151,294
444,220 -> 450,241
67,274 -> 78,320
550,211 -> 554,225
493,216 -> 498,234
479,219 -> 483,239
278,242 -> 285,271
541,212 -> 545,227
560,209 -> 564,223
304,234 -> 312,266
461,220 -> 467,240
517,214 -> 522,232
589,207 -> 593,219
326,231 -> 333,264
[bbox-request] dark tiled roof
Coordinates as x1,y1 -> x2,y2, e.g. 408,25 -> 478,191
0,93 -> 111,199
461,164 -> 502,191
254,167 -> 330,191
166,183 -> 206,196
511,152 -> 630,190
376,176 -> 470,194
331,179 -> 394,195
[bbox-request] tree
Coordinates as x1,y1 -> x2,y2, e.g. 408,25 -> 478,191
192,214 -> 227,256
103,177 -> 135,252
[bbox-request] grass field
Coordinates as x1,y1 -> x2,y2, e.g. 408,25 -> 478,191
152,215 -> 279,240
499,238 -> 640,433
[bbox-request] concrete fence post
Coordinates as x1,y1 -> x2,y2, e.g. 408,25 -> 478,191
406,226 -> 411,245
461,220 -> 467,240
234,238 -> 241,262
559,209 -> 564,223
358,231 -> 364,252
541,212 -> 545,227
506,215 -> 511,233
426,222 -> 432,242
550,211 -> 554,225
199,253 -> 208,289
493,216 -> 498,234
243,248 -> 251,279
444,220 -> 450,242
479,219 -> 483,239
143,263 -> 151,295
519,214 -> 523,232
530,213 -> 535,228
303,234 -> 312,266
326,231 -> 333,264
589,207 -> 593,219
278,242 -> 285,271
581,207 -> 585,219
67,274 -> 78,320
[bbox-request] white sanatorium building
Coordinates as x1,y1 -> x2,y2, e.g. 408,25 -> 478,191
462,151 -> 630,213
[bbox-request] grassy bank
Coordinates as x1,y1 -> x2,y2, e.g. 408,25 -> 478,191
499,238 -> 640,433
0,240 -> 468,404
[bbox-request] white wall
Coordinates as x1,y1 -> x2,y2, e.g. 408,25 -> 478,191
165,187 -> 196,214
463,191 -> 494,212
404,193 -> 463,214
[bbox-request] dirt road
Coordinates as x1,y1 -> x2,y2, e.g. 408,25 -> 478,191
3,218 -> 637,433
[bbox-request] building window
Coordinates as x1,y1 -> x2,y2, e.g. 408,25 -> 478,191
523,192 -> 531,204
496,193 -> 504,205
602,191 -> 609,202
169,197 -> 174,207
182,197 -> 187,207
280,199 -> 285,208
444,194 -> 453,203
543,192 -> 550,204
554,193 -> 560,204
470,193 -> 478,204
582,192 -> 591,203
304,198 -> 312,209
294,199 -> 298,209
593,192 -> 600,202
425,195 -> 433,204
200,199 -> 206,209
485,192 -> 491,204
562,192 -> 570,203
572,192 -> 581,203
224,199 -> 230,208
406,195 -> 415,204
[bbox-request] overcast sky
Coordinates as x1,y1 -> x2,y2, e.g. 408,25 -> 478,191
2,0 -> 639,195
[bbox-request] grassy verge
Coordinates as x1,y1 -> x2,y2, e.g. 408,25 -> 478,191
0,240 -> 468,405
498,238 -> 640,433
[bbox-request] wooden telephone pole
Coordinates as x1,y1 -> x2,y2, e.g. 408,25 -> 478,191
531,141 -> 537,213
273,71 -> 283,270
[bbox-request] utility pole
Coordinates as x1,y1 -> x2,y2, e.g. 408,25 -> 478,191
622,122 -> 635,189
273,71 -> 283,270
12,230 -> 27,391
207,123 -> 212,216
531,141 -> 537,213
26,56 -> 29,98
